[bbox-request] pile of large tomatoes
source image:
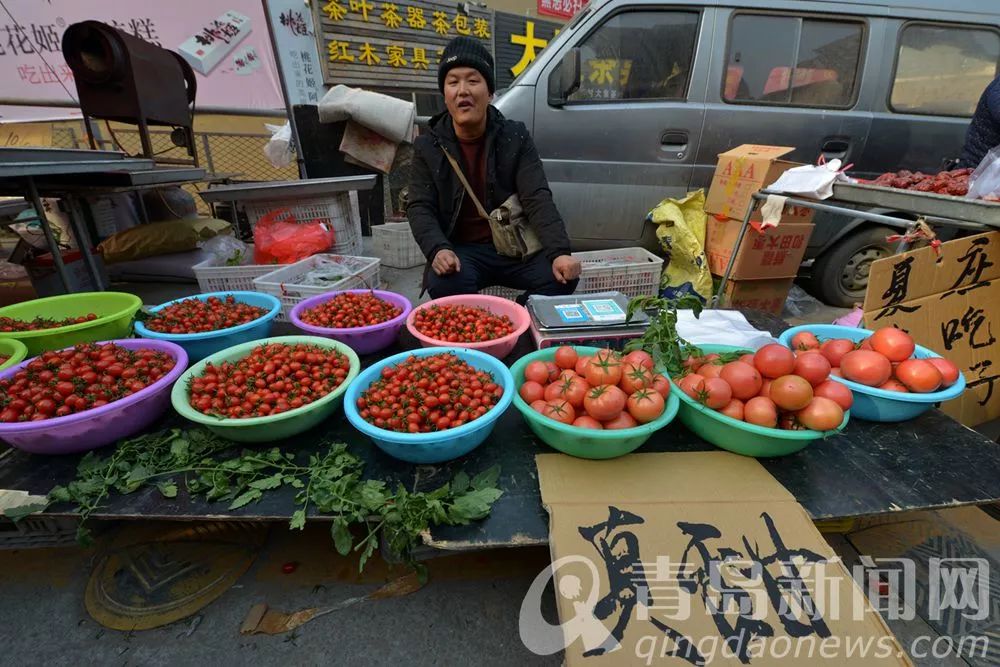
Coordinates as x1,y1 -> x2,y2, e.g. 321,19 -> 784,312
789,327 -> 961,394
145,295 -> 267,334
0,343 -> 175,423
187,343 -> 351,419
412,304 -> 514,343
299,291 -> 401,328
356,352 -> 504,433
677,344 -> 850,432
520,347 -> 670,430
0,313 -> 98,332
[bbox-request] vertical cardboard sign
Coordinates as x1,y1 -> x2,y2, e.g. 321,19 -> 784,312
862,232 -> 1000,426
533,452 -> 910,666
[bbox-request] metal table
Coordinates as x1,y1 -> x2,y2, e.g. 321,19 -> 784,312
2,312 -> 999,553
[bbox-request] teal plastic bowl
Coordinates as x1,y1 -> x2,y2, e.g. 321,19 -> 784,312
777,324 -> 966,422
510,346 -> 680,459
0,338 -> 28,372
0,292 -> 142,356
673,344 -> 849,457
171,335 -> 360,443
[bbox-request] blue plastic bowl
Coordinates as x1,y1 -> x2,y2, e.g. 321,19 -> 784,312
135,291 -> 281,362
777,324 -> 966,422
344,347 -> 514,464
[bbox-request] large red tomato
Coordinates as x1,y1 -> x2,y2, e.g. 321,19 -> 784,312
545,375 -> 588,408
620,362 -> 653,394
719,398 -> 744,421
678,374 -> 704,400
791,331 -> 820,351
794,353 -> 832,387
869,327 -> 915,363
927,358 -> 960,388
626,389 -> 665,423
530,399 -> 549,413
878,379 -> 908,392
542,400 -> 576,424
758,379 -> 772,398
519,381 -> 545,404
814,380 -> 853,411
554,346 -> 578,370
769,375 -> 814,411
585,350 -> 623,387
583,384 -> 627,421
819,339 -> 855,368
572,415 -> 603,429
650,374 -> 671,398
840,350 -> 892,387
719,361 -> 762,400
575,355 -> 593,377
700,378 -> 732,410
603,412 -> 639,430
697,363 -> 722,379
744,397 -> 778,428
524,361 -> 549,384
796,397 -> 845,431
895,359 -> 943,393
753,344 -> 796,379
623,349 -> 655,371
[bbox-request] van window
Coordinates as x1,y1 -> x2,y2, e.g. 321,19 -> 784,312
566,11 -> 698,102
890,23 -> 1000,117
724,14 -> 863,108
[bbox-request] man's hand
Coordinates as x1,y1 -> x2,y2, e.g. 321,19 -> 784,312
432,249 -> 461,276
552,255 -> 582,284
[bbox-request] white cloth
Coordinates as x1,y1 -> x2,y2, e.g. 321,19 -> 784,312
767,159 -> 854,200
758,194 -> 788,230
676,310 -> 778,350
318,85 -> 415,144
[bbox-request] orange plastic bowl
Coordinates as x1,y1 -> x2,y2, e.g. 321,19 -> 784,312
405,294 -> 530,359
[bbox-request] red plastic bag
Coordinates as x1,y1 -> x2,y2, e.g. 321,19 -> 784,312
253,209 -> 336,264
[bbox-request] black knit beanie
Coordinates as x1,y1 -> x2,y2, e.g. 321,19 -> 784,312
438,35 -> 495,94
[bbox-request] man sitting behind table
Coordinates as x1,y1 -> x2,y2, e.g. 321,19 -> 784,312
406,36 -> 581,302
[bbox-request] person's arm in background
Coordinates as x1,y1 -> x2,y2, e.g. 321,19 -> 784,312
959,78 -> 1000,168
406,141 -> 454,265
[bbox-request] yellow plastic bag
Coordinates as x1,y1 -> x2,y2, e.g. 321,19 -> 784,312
646,189 -> 713,303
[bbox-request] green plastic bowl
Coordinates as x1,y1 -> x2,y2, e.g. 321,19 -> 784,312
672,344 -> 849,457
0,338 -> 28,372
510,346 -> 679,460
171,335 -> 360,443
0,292 -> 142,356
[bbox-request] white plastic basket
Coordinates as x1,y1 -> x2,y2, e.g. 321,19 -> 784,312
243,192 -> 363,257
193,244 -> 277,293
372,221 -> 423,269
480,247 -> 664,301
253,254 -> 381,320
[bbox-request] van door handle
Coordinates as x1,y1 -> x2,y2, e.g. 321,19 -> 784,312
660,131 -> 689,147
821,138 -> 850,160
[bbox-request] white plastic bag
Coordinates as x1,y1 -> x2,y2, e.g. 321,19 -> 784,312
200,235 -> 249,266
767,159 -> 853,200
263,122 -> 293,168
967,146 -> 1000,200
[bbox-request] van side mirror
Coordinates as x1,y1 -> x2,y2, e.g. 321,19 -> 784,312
548,48 -> 581,107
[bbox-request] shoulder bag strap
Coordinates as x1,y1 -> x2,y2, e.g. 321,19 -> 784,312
440,146 -> 490,220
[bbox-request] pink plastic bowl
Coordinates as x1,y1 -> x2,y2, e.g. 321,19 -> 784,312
405,294 -> 530,359
289,290 -> 412,355
0,339 -> 188,455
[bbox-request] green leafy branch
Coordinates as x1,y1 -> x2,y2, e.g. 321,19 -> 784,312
625,295 -> 704,377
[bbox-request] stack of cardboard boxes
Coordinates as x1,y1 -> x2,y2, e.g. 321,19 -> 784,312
704,145 -> 815,314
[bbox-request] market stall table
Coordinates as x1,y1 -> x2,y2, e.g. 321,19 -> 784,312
1,311 -> 999,553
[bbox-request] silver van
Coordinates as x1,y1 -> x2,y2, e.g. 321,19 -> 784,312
494,0 -> 1000,306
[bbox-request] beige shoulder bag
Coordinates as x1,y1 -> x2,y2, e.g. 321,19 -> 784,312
441,147 -> 543,260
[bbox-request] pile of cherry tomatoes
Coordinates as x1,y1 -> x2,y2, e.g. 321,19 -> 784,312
520,347 -> 670,430
0,313 -> 98,332
789,327 -> 960,393
412,305 -> 514,343
144,295 -> 268,334
186,343 -> 352,419
0,354 -> 8,366
299,292 -> 401,329
356,352 -> 504,433
676,344 -> 849,432
0,343 -> 175,423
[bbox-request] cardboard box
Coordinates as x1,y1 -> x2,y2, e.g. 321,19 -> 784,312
721,277 -> 794,315
536,452 -> 910,666
706,218 -> 815,280
862,231 -> 1000,426
704,145 -> 801,221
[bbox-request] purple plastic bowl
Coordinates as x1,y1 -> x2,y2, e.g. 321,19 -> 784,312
289,289 -> 412,355
0,339 -> 188,455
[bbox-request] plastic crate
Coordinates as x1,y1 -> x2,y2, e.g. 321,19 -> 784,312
372,221 -> 424,269
253,254 -> 381,320
0,516 -> 79,549
480,248 -> 664,301
193,244 -> 277,293
243,192 -> 363,256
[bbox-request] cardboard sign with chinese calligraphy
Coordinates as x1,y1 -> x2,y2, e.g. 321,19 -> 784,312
267,0 -> 324,105
313,0 -> 492,91
862,231 -> 1000,426
494,12 -> 559,90
534,452 -> 910,666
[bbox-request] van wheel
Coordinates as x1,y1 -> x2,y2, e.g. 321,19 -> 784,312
810,226 -> 895,308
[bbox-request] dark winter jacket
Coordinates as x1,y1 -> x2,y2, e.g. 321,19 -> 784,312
960,75 -> 1000,168
406,106 -> 572,264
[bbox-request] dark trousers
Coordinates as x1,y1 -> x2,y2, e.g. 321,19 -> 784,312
426,243 -> 578,303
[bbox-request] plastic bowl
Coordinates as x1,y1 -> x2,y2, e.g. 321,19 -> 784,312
405,294 -> 530,359
344,347 -> 514,463
510,347 -> 679,459
0,338 -> 27,372
171,335 -> 360,443
778,324 -> 966,422
0,339 -> 188,455
289,290 -> 412,356
0,292 -> 142,356
673,344 -> 849,457
134,291 -> 281,362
